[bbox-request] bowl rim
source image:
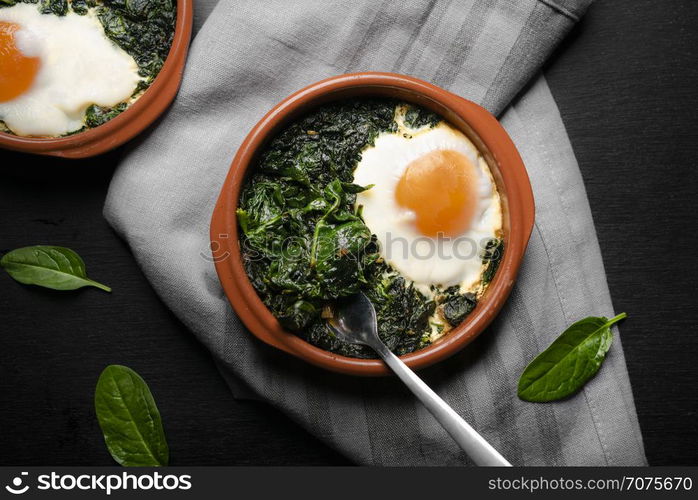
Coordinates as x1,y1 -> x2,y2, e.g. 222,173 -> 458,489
211,72 -> 535,376
0,0 -> 193,159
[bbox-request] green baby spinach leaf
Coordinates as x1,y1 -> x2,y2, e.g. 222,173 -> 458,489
1,246 -> 111,292
518,313 -> 627,402
95,365 -> 169,467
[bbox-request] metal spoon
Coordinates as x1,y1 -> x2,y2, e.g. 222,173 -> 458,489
329,292 -> 511,466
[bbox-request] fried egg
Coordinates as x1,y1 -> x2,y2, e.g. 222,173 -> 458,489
0,4 -> 140,137
353,106 -> 502,296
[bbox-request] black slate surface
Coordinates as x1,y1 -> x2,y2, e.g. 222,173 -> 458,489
1,0 -> 696,465
545,0 -> 698,465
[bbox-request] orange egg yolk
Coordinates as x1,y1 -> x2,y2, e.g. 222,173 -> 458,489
395,149 -> 479,237
0,22 -> 40,103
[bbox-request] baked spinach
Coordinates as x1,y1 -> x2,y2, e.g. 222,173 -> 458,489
1,245 -> 111,292
238,99 -> 499,358
518,313 -> 627,402
70,0 -> 90,15
403,105 -> 441,129
441,289 -> 477,326
0,0 -> 23,8
1,0 -> 74,16
97,0 -> 176,81
40,0 -> 68,15
95,365 -> 169,466
86,102 -> 128,128
0,0 -> 176,133
482,237 -> 504,285
92,0 -> 176,124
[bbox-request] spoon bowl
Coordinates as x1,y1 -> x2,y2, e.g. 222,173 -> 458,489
329,292 -> 512,467
328,293 -> 379,349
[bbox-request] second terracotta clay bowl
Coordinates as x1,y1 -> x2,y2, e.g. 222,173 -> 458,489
0,0 -> 193,159
211,72 -> 535,376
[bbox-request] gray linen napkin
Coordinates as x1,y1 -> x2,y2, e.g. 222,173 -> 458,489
105,0 -> 647,465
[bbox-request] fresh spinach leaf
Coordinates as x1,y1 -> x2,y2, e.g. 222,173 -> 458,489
0,245 -> 111,292
517,313 -> 627,402
95,365 -> 169,466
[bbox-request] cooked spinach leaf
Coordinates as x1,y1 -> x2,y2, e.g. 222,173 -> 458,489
71,0 -> 89,14
91,0 -> 176,123
442,291 -> 477,326
1,245 -> 111,292
97,0 -> 176,81
0,0 -> 70,16
482,237 -> 504,285
95,365 -> 169,466
403,105 -> 441,129
518,313 -> 627,402
239,99 -> 497,358
40,0 -> 67,15
86,102 -> 129,128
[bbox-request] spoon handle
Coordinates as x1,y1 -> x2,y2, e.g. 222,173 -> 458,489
375,345 -> 512,466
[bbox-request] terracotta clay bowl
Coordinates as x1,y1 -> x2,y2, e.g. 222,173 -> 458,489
0,0 -> 193,159
211,72 -> 535,376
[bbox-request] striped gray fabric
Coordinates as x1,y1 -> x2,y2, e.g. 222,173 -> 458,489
104,0 -> 647,465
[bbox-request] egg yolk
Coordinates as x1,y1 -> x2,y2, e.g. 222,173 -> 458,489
0,22 -> 40,103
395,149 -> 479,237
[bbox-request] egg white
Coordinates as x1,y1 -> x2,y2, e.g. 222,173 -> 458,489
0,4 -> 141,137
353,108 -> 502,297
